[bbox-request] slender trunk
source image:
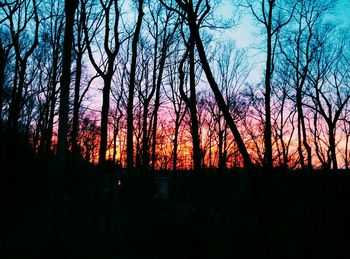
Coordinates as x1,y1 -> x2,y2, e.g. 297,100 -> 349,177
113,111 -> 122,165
218,127 -> 224,170
113,128 -> 118,164
38,94 -> 50,154
45,50 -> 59,155
209,129 -> 212,169
188,40 -> 201,172
99,78 -> 111,165
142,100 -> 150,173
173,122 -> 179,172
151,47 -> 168,172
37,104 -> 47,153
303,122 -> 312,170
296,68 -> 312,171
72,52 -> 83,158
126,0 -> 143,174
329,124 -> 337,170
297,89 -> 305,169
300,105 -> 312,170
151,90 -> 160,171
279,99 -> 288,167
264,20 -> 273,171
345,134 -> 349,171
223,126 -> 228,168
45,82 -> 57,154
0,42 -> 6,133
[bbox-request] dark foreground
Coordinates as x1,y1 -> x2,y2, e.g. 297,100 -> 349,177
1,148 -> 350,258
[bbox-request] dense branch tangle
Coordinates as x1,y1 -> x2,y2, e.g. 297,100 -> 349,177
0,0 -> 349,172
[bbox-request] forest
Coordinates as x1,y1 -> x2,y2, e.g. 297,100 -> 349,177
1,0 -> 350,258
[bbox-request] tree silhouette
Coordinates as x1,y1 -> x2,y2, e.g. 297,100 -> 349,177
126,0 -> 144,175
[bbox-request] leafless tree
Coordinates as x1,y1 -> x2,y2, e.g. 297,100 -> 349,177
177,30 -> 202,172
160,0 -> 253,169
271,63 -> 296,168
71,0 -> 93,159
307,39 -> 350,170
149,3 -> 179,172
126,0 -> 144,174
0,29 -> 12,135
278,0 -> 336,170
35,0 -> 64,156
213,42 -> 250,170
3,0 -> 39,142
164,49 -> 187,171
246,0 -> 298,170
57,0 -> 78,162
82,0 -> 123,166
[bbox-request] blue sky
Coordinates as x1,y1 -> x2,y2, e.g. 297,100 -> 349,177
215,0 -> 350,47
211,0 -> 350,83
88,0 -> 350,110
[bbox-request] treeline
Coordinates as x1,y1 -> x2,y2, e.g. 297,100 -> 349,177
0,0 -> 349,172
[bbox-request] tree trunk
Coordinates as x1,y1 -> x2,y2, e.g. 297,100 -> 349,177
188,40 -> 201,173
45,48 -> 59,155
297,88 -> 312,171
142,100 -> 150,173
126,0 -> 144,174
188,19 -> 253,169
112,127 -> 118,164
0,41 -> 6,133
99,77 -> 111,165
151,42 -> 168,172
329,124 -> 337,170
173,122 -> 179,171
264,17 -> 273,171
57,0 -> 78,161
218,127 -> 225,170
37,102 -> 48,154
72,52 -> 83,159
53,0 -> 78,254
345,134 -> 349,171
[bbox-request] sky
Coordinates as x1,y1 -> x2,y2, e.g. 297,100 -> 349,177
216,0 -> 350,47
87,0 -> 350,112
212,0 -> 350,83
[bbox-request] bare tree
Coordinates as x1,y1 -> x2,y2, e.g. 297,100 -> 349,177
307,42 -> 349,170
71,0 -> 91,159
160,0 -> 253,168
246,0 -> 298,170
278,0 -> 336,170
271,70 -> 297,168
164,50 -> 187,171
82,0 -> 123,166
111,57 -> 127,165
37,0 -> 64,156
126,0 -> 144,174
213,42 -> 250,170
4,0 -> 39,141
0,31 -> 12,134
57,0 -> 78,161
149,3 -> 179,172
